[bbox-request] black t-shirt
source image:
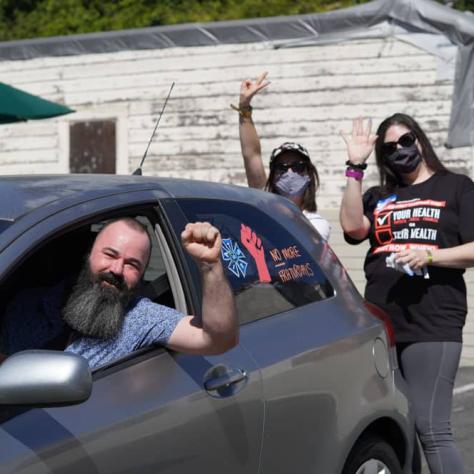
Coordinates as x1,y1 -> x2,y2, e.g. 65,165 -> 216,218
346,171 -> 474,343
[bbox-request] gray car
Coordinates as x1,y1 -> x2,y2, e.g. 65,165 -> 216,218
0,175 -> 414,474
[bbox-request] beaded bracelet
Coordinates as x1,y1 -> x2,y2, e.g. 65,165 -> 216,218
345,160 -> 367,170
345,168 -> 364,180
426,249 -> 434,265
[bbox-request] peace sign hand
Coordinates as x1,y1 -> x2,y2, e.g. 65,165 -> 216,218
340,117 -> 378,165
239,71 -> 270,108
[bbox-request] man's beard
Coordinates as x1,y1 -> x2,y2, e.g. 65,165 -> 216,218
62,262 -> 135,339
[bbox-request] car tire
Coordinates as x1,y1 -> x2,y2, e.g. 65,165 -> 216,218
342,436 -> 402,474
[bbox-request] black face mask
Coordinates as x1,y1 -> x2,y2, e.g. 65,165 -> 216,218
386,144 -> 422,174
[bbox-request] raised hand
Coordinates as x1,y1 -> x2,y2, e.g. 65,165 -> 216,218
340,117 -> 378,165
239,71 -> 270,108
181,222 -> 221,267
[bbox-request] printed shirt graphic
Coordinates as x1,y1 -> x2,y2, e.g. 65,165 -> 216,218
346,172 -> 474,344
371,196 -> 445,255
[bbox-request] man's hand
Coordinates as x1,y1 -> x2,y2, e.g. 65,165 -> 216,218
340,117 -> 377,165
239,71 -> 270,108
181,222 -> 221,268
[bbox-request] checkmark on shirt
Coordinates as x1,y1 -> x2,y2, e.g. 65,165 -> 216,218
377,212 -> 392,226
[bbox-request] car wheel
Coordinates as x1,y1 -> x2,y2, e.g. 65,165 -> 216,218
342,436 -> 402,474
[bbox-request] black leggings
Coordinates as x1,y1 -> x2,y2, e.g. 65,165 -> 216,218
397,342 -> 465,474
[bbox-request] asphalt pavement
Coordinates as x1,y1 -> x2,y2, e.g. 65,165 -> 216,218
419,366 -> 474,473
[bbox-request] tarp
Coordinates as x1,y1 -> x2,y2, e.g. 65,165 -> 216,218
0,0 -> 472,146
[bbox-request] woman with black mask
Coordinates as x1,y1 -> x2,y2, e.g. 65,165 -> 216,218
340,114 -> 474,474
234,72 -> 330,241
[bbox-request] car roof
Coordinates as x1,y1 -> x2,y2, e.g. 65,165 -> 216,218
0,174 -> 338,296
0,174 -> 289,223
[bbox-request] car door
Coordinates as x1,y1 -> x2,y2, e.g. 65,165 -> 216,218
173,197 -> 387,474
0,190 -> 263,474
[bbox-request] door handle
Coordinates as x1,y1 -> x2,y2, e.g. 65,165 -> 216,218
204,368 -> 247,392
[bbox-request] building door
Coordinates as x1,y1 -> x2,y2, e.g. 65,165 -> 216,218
69,120 -> 116,173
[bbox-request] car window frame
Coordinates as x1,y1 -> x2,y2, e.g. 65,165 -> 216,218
171,197 -> 335,326
153,222 -> 187,314
0,191 -> 192,376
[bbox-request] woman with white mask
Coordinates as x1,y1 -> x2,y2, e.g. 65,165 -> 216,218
233,72 -> 331,241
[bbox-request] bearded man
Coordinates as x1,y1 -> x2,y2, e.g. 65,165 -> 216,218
0,218 -> 238,369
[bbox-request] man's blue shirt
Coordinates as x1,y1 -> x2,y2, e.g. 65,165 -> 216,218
66,297 -> 183,369
0,284 -> 184,369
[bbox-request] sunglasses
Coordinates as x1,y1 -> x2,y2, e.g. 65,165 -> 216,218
381,131 -> 417,157
274,161 -> 308,174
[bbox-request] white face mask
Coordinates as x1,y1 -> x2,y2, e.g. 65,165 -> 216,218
274,171 -> 310,198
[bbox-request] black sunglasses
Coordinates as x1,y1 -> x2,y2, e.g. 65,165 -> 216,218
274,161 -> 308,174
381,131 -> 417,157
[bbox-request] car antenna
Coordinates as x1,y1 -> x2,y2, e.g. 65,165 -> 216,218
133,82 -> 175,176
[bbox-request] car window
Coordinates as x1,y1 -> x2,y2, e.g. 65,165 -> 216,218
0,212 -> 177,362
176,199 -> 334,325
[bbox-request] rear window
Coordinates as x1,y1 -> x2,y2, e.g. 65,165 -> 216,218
176,199 -> 334,324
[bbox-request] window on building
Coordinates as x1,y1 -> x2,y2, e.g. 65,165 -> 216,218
69,120 -> 116,173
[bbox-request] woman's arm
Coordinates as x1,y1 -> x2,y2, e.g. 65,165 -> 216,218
339,117 -> 377,240
396,242 -> 474,270
340,178 -> 371,240
238,72 -> 269,189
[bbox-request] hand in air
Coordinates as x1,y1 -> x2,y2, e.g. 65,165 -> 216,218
239,71 -> 270,108
181,222 -> 221,267
340,117 -> 378,165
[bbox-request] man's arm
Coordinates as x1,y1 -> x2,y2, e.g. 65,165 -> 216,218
166,222 -> 238,355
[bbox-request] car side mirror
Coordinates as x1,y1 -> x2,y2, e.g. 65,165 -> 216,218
0,350 -> 92,406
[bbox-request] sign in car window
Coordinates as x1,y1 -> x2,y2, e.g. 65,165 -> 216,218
177,199 -> 333,325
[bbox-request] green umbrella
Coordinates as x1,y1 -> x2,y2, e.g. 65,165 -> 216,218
0,82 -> 74,124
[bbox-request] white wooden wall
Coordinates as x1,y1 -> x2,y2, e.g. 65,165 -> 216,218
0,36 -> 473,364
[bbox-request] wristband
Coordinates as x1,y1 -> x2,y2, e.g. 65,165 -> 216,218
230,103 -> 252,119
345,160 -> 367,170
345,168 -> 364,180
426,249 -> 434,265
